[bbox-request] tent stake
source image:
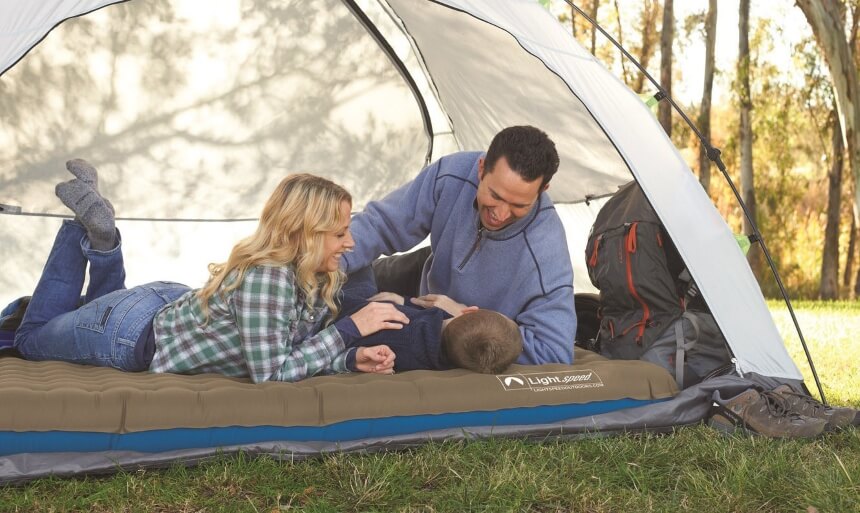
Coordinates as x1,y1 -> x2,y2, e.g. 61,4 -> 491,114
562,0 -> 827,404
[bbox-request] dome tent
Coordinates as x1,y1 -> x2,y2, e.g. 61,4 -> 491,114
0,0 -> 801,381
0,0 -> 806,483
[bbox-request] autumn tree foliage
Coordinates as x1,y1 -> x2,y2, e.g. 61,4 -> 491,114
551,0 -> 857,297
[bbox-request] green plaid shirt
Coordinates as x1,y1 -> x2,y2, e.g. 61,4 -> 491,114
149,265 -> 348,382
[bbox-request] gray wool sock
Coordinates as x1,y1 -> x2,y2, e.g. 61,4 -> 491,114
66,159 -> 99,191
66,159 -> 114,216
55,178 -> 116,251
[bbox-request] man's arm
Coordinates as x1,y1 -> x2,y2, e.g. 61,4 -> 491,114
514,222 -> 578,365
514,282 -> 577,365
343,159 -> 444,272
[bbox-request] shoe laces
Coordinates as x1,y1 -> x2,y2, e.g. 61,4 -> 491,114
760,391 -> 804,419
780,389 -> 829,414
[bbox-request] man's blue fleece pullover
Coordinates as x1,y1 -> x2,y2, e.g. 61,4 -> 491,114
343,151 -> 576,365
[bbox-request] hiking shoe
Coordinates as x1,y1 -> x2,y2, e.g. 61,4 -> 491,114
709,389 -> 830,438
772,385 -> 859,429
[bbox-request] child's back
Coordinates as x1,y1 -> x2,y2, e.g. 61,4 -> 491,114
338,267 -> 521,374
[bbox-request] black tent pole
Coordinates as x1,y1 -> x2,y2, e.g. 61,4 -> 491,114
561,0 -> 826,404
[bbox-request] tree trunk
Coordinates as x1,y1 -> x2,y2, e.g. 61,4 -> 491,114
738,0 -> 762,280
658,0 -> 674,135
821,108 -> 844,299
614,0 -> 629,85
797,0 -> 860,263
850,2 -> 859,296
631,0 -> 659,94
854,228 -> 860,296
590,0 -> 599,55
699,0 -> 718,193
845,215 -> 856,289
738,0 -> 751,187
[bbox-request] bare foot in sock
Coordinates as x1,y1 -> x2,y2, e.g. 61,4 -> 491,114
56,178 -> 116,251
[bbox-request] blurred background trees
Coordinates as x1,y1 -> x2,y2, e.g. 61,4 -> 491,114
551,0 -> 860,299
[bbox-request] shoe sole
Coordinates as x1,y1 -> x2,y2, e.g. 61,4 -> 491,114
708,414 -> 829,439
708,415 -> 755,437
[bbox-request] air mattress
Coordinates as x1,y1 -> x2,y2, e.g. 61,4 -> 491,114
0,348 -> 678,483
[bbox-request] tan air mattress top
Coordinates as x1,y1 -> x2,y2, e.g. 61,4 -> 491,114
0,348 -> 677,433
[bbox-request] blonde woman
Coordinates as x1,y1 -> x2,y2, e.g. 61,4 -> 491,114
13,161 -> 407,382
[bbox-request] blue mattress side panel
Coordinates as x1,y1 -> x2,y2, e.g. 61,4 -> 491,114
0,398 -> 667,455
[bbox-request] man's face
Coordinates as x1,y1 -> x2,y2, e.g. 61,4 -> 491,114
476,156 -> 547,231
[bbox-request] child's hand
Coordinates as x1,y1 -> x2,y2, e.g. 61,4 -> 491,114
412,294 -> 477,317
355,345 -> 396,374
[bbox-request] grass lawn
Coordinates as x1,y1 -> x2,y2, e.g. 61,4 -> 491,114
1,301 -> 858,512
769,300 -> 860,408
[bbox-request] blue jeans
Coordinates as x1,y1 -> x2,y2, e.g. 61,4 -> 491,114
14,220 -> 190,371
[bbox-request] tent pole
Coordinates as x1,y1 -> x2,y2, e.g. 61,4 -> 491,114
343,0 -> 435,166
562,0 -> 827,404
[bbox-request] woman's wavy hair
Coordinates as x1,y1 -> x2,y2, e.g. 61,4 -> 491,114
197,174 -> 352,321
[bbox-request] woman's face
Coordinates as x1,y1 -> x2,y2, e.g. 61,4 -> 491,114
317,201 -> 355,273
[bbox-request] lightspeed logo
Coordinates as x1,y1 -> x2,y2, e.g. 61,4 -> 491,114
497,370 -> 603,392
503,376 -> 525,387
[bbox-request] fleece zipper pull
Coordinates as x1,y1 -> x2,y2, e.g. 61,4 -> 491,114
458,227 -> 485,270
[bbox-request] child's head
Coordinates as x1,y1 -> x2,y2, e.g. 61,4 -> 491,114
441,309 -> 523,374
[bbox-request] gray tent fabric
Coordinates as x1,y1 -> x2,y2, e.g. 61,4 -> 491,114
383,0 -> 633,200
0,0 -> 428,219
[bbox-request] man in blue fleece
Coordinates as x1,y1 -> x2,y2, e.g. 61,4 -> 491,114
342,125 -> 576,365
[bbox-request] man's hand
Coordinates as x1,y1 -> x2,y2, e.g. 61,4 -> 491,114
368,291 -> 405,305
355,345 -> 396,374
411,294 -> 478,317
350,302 -> 410,336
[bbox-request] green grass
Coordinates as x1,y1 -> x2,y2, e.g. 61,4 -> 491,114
2,302 -> 859,512
768,299 -> 860,407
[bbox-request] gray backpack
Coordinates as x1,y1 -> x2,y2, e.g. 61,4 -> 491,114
585,182 -> 731,387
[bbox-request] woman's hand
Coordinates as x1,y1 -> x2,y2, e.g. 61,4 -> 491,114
350,301 -> 410,336
368,291 -> 405,305
355,345 -> 396,374
411,294 -> 478,317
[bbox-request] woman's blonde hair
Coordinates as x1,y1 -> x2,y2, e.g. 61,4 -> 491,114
197,174 -> 352,320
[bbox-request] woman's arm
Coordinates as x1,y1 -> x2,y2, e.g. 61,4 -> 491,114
234,266 -> 349,383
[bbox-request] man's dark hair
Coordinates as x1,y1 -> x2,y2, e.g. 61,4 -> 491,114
441,309 -> 523,374
484,125 -> 559,187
